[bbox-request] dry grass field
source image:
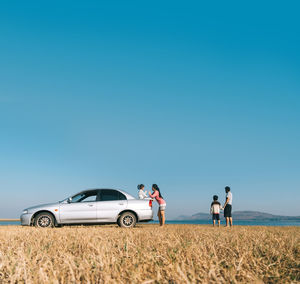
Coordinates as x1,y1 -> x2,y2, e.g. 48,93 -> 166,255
0,224 -> 299,283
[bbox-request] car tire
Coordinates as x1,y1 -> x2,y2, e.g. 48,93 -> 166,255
34,212 -> 55,228
118,212 -> 137,228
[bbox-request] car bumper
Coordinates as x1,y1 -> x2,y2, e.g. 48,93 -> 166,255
137,209 -> 153,221
20,213 -> 33,226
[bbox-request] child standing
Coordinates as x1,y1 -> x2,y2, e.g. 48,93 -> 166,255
138,184 -> 148,199
210,195 -> 222,227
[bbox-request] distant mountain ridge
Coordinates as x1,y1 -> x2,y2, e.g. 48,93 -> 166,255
175,211 -> 300,221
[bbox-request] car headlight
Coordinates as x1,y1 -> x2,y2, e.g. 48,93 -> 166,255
22,209 -> 28,214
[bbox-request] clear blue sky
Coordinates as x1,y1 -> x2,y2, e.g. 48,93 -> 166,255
0,1 -> 299,219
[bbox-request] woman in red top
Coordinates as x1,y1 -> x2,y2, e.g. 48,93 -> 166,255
149,184 -> 166,226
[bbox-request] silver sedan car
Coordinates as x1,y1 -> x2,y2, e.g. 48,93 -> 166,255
21,189 -> 153,228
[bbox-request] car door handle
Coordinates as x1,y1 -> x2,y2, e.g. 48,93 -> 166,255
87,204 -> 94,207
118,203 -> 124,205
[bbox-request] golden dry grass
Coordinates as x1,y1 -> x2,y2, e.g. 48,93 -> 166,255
0,224 -> 299,283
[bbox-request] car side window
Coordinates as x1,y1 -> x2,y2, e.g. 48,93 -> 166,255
119,192 -> 127,200
81,194 -> 97,202
71,191 -> 98,203
100,190 -> 127,201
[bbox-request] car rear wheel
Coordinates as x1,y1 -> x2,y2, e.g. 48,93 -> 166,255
118,212 -> 137,228
34,212 -> 55,228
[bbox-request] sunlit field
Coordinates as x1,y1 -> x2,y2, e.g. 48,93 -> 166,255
0,224 -> 299,283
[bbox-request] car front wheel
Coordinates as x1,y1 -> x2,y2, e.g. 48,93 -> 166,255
118,212 -> 137,228
34,212 -> 55,228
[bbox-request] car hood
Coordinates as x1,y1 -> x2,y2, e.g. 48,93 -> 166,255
26,202 -> 59,212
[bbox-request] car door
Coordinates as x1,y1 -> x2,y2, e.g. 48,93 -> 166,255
59,190 -> 99,223
97,189 -> 127,222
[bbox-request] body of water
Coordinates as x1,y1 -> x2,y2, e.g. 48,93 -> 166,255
0,221 -> 21,225
0,220 -> 299,226
150,220 -> 300,226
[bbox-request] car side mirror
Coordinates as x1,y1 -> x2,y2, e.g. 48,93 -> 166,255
67,197 -> 72,203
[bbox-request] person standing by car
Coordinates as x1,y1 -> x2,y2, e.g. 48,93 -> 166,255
149,184 -> 166,227
223,186 -> 233,227
137,184 -> 148,199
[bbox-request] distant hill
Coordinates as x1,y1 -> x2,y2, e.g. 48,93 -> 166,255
175,211 -> 300,221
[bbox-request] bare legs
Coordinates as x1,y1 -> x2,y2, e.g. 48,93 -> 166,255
213,220 -> 221,227
225,217 -> 233,227
161,210 -> 165,226
157,210 -> 165,226
158,210 -> 161,225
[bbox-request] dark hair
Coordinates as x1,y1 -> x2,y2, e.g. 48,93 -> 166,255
225,186 -> 230,193
137,184 -> 144,190
213,195 -> 218,201
152,184 -> 163,199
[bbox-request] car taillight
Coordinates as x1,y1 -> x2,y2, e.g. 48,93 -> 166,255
149,200 -> 152,207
